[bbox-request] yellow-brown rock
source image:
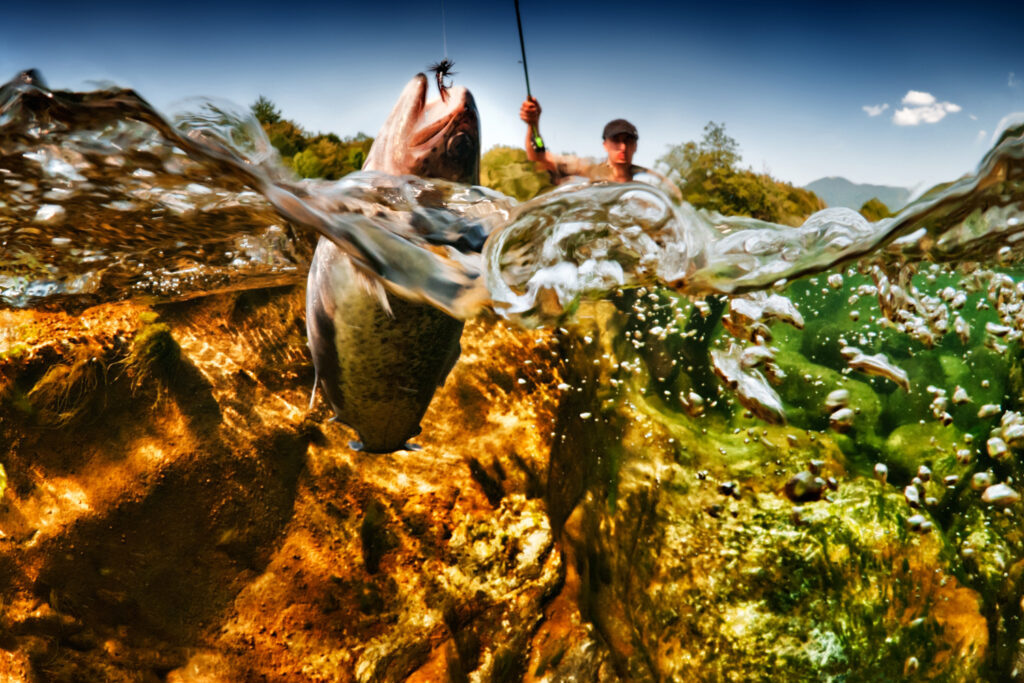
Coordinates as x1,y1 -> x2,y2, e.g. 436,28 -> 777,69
0,286 -> 576,681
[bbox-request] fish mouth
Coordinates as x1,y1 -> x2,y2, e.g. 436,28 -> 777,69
365,73 -> 480,184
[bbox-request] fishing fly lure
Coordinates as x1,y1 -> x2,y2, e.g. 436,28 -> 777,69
428,59 -> 456,101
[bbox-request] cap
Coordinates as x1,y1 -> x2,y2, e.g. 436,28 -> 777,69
602,119 -> 638,141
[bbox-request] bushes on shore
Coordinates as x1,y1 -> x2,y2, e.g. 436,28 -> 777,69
251,95 -> 373,180
251,95 -> 823,226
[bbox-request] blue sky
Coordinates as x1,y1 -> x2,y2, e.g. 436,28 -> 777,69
4,0 -> 1022,190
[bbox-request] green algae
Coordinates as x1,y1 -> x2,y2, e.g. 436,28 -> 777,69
774,350 -> 884,459
9,315 -> 184,428
0,342 -> 29,362
25,353 -> 107,427
119,320 -> 181,392
553,290 -> 994,680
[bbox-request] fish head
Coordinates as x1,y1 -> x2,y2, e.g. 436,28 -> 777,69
364,73 -> 479,185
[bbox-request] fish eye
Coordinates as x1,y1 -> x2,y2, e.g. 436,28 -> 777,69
446,131 -> 472,160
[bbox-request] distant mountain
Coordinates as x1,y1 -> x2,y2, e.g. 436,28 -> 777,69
804,177 -> 911,213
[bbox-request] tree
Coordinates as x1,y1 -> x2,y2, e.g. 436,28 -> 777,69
657,140 -> 699,186
700,121 -> 740,171
249,98 -> 373,178
859,197 -> 892,221
293,149 -> 324,178
250,95 -> 281,125
263,119 -> 307,158
656,121 -> 824,226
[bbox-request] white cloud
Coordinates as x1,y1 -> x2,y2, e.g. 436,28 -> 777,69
902,90 -> 936,106
892,90 -> 961,126
1011,72 -> 1019,88
862,103 -> 889,117
969,114 -> 978,120
976,130 -> 988,142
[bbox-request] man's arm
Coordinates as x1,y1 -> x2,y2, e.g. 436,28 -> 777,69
520,97 -> 557,175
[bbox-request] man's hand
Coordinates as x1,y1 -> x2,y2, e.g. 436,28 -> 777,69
520,97 -> 541,126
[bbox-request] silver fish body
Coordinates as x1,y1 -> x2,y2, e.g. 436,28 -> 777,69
306,73 -> 480,452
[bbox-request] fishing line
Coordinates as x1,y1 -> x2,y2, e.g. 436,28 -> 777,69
431,0 -> 452,101
441,0 -> 448,59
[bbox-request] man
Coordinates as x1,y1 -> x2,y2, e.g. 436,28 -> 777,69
519,95 -> 719,398
519,96 -> 679,196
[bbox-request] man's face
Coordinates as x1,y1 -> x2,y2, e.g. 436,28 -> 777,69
603,133 -> 637,166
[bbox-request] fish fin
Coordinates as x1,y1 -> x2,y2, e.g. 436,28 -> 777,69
354,269 -> 393,317
370,279 -> 393,317
309,369 -> 319,410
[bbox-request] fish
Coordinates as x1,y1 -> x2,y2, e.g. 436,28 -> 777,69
305,72 -> 480,453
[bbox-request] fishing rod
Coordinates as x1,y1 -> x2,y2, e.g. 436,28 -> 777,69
514,0 -> 545,152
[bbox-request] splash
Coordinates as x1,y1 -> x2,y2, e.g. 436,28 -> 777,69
3,71 -> 1022,319
0,70 -> 494,316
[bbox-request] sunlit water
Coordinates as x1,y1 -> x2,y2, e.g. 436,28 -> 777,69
4,68 -> 1024,677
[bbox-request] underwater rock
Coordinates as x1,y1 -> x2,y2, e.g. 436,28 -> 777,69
0,287 -> 570,681
948,500 -> 1024,674
882,421 -> 972,504
564,449 -> 986,680
773,349 -> 884,459
546,300 -> 987,681
784,471 -> 825,503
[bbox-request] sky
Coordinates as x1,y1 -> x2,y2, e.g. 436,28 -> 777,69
4,0 -> 1023,191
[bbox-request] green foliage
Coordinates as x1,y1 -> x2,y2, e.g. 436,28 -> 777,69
263,119 -> 307,158
250,98 -> 373,179
250,95 -> 281,125
293,149 -> 325,179
657,121 -> 825,226
699,121 -> 740,170
480,145 -> 554,201
859,197 -> 892,221
303,134 -> 373,179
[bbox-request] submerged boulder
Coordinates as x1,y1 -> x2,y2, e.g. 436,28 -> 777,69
550,300 -> 989,681
0,286 -> 568,681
